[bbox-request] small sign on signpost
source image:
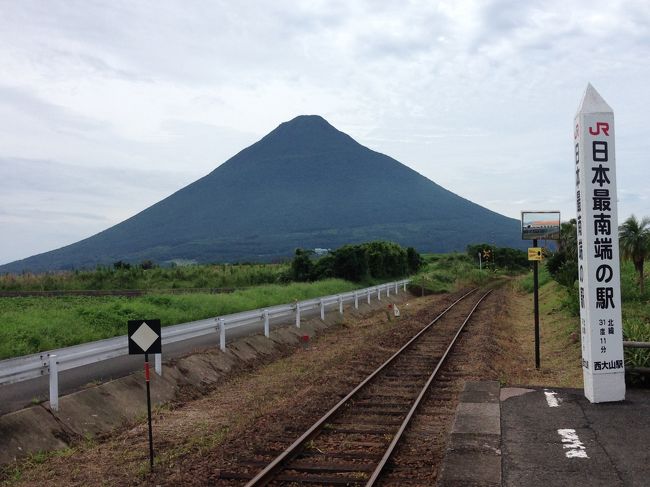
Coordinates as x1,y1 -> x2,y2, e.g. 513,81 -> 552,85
128,319 -> 161,472
521,212 -> 560,370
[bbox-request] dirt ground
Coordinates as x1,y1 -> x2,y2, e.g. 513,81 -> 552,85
0,281 -> 582,486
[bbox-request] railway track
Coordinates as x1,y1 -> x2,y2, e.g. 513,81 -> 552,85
217,287 -> 492,486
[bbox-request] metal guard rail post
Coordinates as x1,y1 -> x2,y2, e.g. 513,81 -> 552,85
0,279 -> 410,409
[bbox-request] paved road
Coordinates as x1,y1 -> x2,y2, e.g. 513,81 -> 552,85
0,307 -> 323,415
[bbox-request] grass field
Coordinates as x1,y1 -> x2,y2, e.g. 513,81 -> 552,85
0,263 -> 289,292
0,279 -> 358,360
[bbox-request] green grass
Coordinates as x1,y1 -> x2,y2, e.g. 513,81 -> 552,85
409,252 -> 517,294
516,265 -> 552,293
0,263 -> 289,292
0,279 -> 357,359
543,258 -> 650,374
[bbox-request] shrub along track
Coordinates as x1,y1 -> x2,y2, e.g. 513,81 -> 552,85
3,286 -> 507,486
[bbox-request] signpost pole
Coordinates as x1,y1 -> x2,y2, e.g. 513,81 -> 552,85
144,352 -> 154,471
533,239 -> 540,369
128,319 -> 161,473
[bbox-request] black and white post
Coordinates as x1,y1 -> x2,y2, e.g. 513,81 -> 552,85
128,319 -> 162,471
574,84 -> 625,403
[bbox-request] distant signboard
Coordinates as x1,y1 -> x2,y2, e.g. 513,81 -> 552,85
528,247 -> 543,261
521,211 -> 561,240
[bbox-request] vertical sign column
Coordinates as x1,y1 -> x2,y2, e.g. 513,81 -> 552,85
574,84 -> 625,403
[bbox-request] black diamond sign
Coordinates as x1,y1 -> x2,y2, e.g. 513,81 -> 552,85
128,319 -> 162,354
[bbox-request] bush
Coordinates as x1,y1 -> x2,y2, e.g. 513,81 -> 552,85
290,241 -> 422,283
466,244 -> 528,271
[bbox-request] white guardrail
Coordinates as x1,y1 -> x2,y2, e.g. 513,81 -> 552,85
0,279 -> 409,410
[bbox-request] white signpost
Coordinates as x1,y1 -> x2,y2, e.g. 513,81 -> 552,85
574,84 -> 625,403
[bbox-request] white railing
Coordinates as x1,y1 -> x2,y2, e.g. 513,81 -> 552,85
0,279 -> 409,410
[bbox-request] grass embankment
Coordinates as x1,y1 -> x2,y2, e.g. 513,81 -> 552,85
498,276 -> 583,388
0,279 -> 357,360
510,259 -> 650,384
0,263 -> 289,292
409,252 -> 521,294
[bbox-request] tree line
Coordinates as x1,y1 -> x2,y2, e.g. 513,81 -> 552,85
290,241 -> 423,282
547,215 -> 650,293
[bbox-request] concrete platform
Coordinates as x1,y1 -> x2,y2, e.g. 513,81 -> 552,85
440,382 -> 650,486
501,386 -> 650,487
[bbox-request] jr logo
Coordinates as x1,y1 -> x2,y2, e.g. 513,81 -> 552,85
589,122 -> 610,136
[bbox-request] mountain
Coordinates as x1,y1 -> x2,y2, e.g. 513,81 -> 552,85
0,115 -> 523,273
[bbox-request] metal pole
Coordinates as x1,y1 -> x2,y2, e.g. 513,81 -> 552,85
144,353 -> 154,472
263,310 -> 270,337
354,292 -> 359,309
219,318 -> 226,352
367,290 -> 371,305
49,355 -> 59,412
154,353 -> 162,376
378,287 -> 381,301
338,296 -> 343,314
533,238 -> 540,369
295,302 -> 301,328
320,299 -> 325,320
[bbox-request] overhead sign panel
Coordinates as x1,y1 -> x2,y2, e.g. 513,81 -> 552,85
521,211 -> 561,240
574,83 -> 625,403
128,320 -> 162,355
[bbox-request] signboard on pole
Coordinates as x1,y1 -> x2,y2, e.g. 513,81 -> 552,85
574,83 -> 625,403
128,318 -> 161,471
521,211 -> 561,240
528,248 -> 543,261
128,320 -> 161,355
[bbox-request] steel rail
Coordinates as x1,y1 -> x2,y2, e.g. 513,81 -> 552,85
243,287 -> 479,487
365,289 -> 493,485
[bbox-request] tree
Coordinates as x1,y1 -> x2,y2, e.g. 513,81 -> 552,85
291,249 -> 314,282
619,215 -> 650,294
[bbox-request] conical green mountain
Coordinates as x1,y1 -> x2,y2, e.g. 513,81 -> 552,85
1,115 -> 521,273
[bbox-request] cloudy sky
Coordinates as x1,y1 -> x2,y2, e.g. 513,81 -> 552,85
1,0 -> 649,265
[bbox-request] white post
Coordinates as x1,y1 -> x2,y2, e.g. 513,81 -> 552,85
219,318 -> 226,352
155,353 -> 162,376
574,83 -> 625,403
395,282 -> 398,294
338,296 -> 343,314
378,287 -> 381,301
403,281 -> 407,291
320,299 -> 325,320
354,292 -> 359,309
263,309 -> 270,337
387,285 -> 390,297
295,302 -> 301,328
367,289 -> 371,304
49,355 -> 59,412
